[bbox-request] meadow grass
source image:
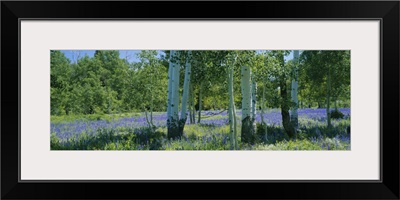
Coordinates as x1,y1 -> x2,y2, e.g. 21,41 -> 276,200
50,108 -> 351,151
50,112 -> 142,123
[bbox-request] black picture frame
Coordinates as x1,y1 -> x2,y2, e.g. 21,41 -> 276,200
2,1 -> 399,199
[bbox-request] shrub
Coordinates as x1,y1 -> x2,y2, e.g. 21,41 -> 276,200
50,133 -> 61,150
330,109 -> 344,119
256,122 -> 267,142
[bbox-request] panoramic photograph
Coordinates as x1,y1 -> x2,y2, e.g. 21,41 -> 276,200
50,50 -> 350,150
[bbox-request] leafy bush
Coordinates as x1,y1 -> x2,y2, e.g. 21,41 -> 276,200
330,109 -> 344,119
50,133 -> 62,150
255,122 -> 267,142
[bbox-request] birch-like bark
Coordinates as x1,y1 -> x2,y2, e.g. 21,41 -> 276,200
228,65 -> 236,149
233,103 -> 238,149
150,92 -> 154,127
197,82 -> 203,124
167,50 -> 174,122
167,50 -> 181,139
290,50 -> 299,129
180,51 -> 192,120
251,74 -> 257,120
178,51 -> 192,135
192,83 -> 196,123
189,83 -> 194,124
261,79 -> 267,140
260,84 -> 265,124
241,65 -> 254,144
171,52 -> 180,123
241,65 -> 251,120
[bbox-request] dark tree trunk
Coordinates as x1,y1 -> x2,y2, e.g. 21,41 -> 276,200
326,67 -> 332,128
177,118 -> 186,138
280,79 -> 295,138
241,116 -> 255,144
167,118 -> 181,139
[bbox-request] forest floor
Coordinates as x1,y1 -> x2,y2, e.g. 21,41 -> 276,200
50,108 -> 351,150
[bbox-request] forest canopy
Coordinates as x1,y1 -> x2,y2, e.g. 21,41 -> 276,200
51,50 -> 350,116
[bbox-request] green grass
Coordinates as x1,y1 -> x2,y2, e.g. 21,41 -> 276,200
51,121 -> 350,151
51,109 -> 350,151
50,112 -> 142,123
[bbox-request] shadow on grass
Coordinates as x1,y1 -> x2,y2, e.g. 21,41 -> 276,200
256,122 -> 350,145
51,122 -> 350,150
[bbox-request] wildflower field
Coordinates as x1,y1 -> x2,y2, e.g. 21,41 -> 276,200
51,108 -> 351,150
51,50 -> 350,151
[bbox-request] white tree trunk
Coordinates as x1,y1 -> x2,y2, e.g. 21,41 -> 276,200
197,82 -> 203,123
150,74 -> 154,126
241,65 -> 254,143
189,83 -> 194,124
150,92 -> 154,126
262,80 -> 267,140
167,50 -> 182,139
167,50 -> 175,122
241,65 -> 251,119
192,83 -> 196,123
251,74 -> 257,120
233,103 -> 238,149
291,50 -> 299,129
180,51 -> 192,120
261,82 -> 265,124
228,65 -> 236,149
171,51 -> 180,125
